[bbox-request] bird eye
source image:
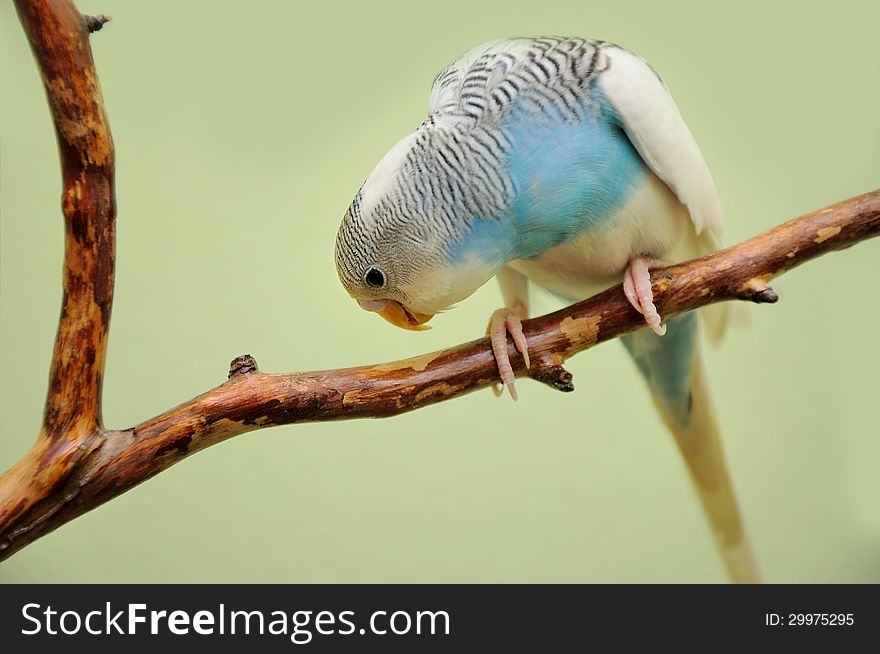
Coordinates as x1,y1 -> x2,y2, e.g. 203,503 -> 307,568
364,266 -> 386,288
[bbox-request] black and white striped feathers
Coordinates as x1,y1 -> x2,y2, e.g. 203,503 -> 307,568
335,37 -> 723,315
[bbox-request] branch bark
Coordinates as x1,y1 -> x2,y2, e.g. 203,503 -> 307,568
0,0 -> 115,556
1,0 -> 879,561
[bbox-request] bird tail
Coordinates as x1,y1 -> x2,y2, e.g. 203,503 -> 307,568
621,312 -> 761,583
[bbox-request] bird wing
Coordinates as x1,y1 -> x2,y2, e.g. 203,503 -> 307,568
429,39 -> 521,114
430,39 -> 724,247
598,45 -> 724,250
428,38 -> 732,338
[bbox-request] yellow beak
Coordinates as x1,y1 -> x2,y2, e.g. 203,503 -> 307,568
377,300 -> 434,331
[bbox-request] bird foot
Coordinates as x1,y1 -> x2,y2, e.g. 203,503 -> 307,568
486,304 -> 530,401
623,256 -> 667,336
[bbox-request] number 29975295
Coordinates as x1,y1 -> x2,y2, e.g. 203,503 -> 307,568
765,613 -> 854,626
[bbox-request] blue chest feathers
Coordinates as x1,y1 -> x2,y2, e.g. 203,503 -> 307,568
502,98 -> 648,259
449,93 -> 648,266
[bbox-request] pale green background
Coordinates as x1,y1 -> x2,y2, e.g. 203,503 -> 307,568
1,0 -> 878,583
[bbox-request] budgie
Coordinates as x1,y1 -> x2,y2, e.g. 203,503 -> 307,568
335,36 -> 759,583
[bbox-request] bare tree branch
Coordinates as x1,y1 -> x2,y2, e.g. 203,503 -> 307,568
0,0 -> 115,555
1,0 -> 878,561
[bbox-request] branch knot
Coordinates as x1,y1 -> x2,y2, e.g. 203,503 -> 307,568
83,15 -> 111,33
228,354 -> 258,379
529,361 -> 575,393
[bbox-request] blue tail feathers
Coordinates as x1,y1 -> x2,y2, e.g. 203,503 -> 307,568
621,311 -> 698,428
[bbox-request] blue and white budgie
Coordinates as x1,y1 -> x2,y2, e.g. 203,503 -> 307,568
335,37 -> 759,583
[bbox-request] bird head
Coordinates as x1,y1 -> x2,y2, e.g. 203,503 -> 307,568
334,131 -> 502,331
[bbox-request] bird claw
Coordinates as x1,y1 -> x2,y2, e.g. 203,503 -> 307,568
624,256 -> 667,336
486,306 -> 530,401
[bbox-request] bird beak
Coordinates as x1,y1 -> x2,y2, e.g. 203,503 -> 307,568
378,300 -> 434,331
359,299 -> 433,331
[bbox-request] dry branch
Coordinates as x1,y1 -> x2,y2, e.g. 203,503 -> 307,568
1,0 -> 115,557
1,0 -> 879,561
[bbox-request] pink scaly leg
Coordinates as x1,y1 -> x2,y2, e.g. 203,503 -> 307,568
486,300 -> 530,401
623,256 -> 667,336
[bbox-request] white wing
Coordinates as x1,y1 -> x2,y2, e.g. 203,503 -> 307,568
598,46 -> 724,250
598,46 -> 734,342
